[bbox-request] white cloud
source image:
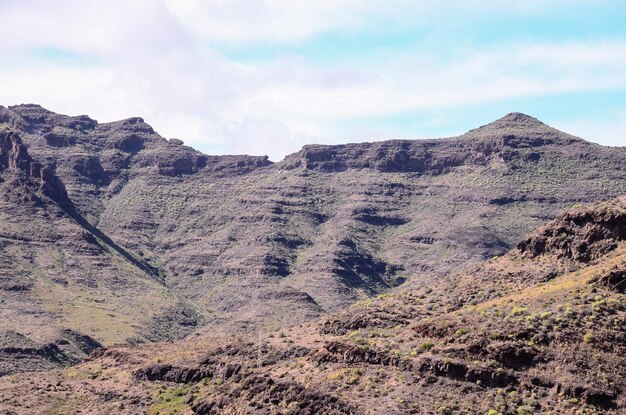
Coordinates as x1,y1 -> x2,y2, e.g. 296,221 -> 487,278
0,1 -> 624,161
5,0 -> 199,57
163,0 -> 367,43
237,41 -> 626,127
161,0 -> 603,44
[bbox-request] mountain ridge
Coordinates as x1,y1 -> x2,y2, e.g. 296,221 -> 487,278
2,105 -> 604,164
0,104 -> 625,379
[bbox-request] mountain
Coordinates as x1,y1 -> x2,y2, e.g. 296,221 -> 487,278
0,129 -> 203,376
0,198 -> 624,414
0,104 -> 625,375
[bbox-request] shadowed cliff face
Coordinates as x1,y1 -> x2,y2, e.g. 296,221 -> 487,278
0,105 -> 625,376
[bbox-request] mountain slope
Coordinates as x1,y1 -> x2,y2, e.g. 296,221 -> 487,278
0,105 -> 625,360
1,198 -> 624,414
0,130 -> 202,375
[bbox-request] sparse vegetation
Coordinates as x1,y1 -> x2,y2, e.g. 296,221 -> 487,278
420,341 -> 435,351
147,386 -> 191,415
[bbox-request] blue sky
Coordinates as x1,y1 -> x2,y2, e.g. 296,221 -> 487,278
0,0 -> 624,160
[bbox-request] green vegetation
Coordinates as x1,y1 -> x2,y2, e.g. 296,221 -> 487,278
148,386 -> 191,415
517,406 -> 534,415
420,341 -> 435,351
329,368 -> 362,386
509,306 -> 528,316
436,403 -> 459,414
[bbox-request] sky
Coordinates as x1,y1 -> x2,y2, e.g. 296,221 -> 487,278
0,0 -> 625,161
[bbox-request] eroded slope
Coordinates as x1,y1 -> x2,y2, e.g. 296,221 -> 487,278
1,198 -> 624,414
0,130 -> 201,375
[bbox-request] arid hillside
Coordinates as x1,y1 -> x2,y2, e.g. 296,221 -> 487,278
1,198 -> 624,414
0,105 -> 625,375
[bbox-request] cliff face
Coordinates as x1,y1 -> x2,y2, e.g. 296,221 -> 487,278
0,105 -> 625,376
0,131 -> 74,211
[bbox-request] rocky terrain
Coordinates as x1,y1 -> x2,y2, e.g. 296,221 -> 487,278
0,129 -> 200,376
0,198 -> 624,414
0,104 -> 625,380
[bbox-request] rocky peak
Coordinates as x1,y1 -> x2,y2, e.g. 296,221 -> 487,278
463,113 -> 583,148
98,117 -> 155,135
2,104 -> 97,134
7,103 -> 55,116
494,112 -> 545,126
469,112 -> 547,133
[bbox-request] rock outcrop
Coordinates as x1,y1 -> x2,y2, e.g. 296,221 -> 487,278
0,131 -> 73,210
517,197 -> 626,262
